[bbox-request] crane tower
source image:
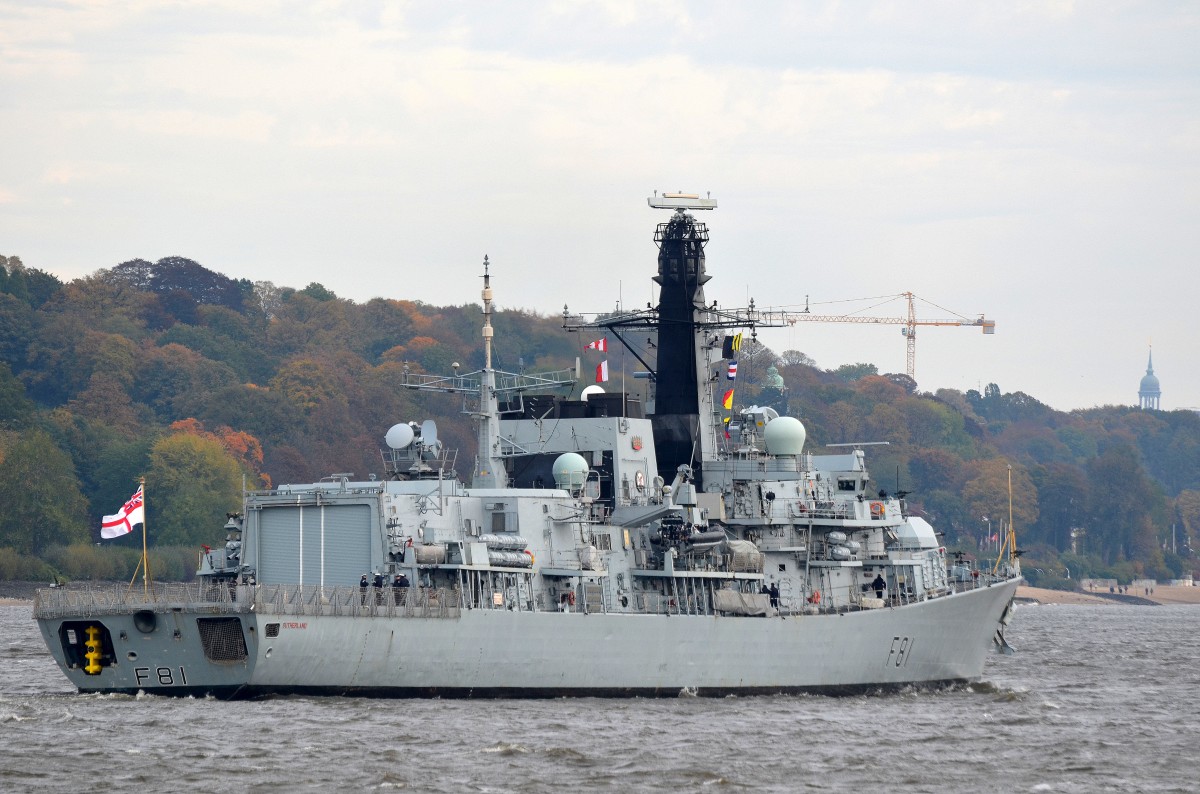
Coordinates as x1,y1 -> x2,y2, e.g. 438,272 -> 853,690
756,292 -> 995,381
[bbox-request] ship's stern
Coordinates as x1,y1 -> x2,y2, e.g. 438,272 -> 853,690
34,585 -> 257,697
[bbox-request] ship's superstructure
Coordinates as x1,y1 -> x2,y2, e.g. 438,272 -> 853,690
33,195 -> 1020,698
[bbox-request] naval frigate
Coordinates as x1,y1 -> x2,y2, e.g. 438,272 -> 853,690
33,193 -> 1021,698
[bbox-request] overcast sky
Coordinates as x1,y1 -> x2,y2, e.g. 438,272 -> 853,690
2,2 -> 1197,411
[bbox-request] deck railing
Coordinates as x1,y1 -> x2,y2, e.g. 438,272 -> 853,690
32,582 -> 244,619
33,570 -> 1019,622
255,584 -> 460,619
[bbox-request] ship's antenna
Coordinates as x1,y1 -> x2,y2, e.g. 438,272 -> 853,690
473,255 -> 506,489
482,255 -> 494,371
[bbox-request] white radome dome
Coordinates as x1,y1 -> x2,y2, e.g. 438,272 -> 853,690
384,423 -> 415,450
764,416 -> 806,456
552,452 -> 590,490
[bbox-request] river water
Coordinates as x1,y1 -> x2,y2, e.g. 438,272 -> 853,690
2,602 -> 1197,793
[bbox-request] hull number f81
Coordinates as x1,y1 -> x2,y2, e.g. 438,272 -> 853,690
886,637 -> 913,667
134,666 -> 189,686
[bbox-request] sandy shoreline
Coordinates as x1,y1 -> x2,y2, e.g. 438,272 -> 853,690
1017,584 -> 1200,605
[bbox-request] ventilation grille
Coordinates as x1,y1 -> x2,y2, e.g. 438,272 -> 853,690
196,617 -> 248,663
265,623 -> 280,638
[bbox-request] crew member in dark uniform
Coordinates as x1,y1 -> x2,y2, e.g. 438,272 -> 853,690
393,573 -> 410,605
872,573 -> 886,600
768,583 -> 780,608
360,573 -> 369,605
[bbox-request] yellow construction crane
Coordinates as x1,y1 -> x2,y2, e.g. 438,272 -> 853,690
755,292 -> 995,381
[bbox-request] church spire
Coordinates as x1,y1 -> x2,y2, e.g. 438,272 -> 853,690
1138,345 -> 1161,410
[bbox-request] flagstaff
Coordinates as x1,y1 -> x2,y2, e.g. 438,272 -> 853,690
102,479 -> 151,598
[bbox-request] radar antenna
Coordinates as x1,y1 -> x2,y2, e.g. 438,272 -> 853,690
400,257 -> 577,488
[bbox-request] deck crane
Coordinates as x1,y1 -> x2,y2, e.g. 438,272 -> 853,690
752,292 -> 995,382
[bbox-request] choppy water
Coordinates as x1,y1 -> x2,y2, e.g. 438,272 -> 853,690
3,602 -> 1198,793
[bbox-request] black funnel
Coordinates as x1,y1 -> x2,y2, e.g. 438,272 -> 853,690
650,210 -> 710,482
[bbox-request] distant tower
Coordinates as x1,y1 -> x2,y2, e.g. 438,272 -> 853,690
1138,348 -> 1161,409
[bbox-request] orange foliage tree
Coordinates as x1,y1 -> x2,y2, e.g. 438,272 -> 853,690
168,418 -> 270,488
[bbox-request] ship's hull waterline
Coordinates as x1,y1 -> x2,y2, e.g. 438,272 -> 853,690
36,578 -> 1017,699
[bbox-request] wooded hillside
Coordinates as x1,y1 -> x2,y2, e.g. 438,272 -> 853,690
2,253 -> 1197,586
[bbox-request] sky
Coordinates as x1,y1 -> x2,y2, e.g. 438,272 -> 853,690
2,1 -> 1197,411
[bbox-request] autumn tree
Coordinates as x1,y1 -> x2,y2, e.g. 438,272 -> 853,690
961,460 -> 1039,542
270,356 -> 342,414
168,418 -> 268,487
135,342 -> 239,421
908,448 -> 970,495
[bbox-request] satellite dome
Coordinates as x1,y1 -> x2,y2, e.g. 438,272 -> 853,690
581,385 -> 605,399
764,416 -> 806,456
552,452 -> 589,491
384,423 -> 415,450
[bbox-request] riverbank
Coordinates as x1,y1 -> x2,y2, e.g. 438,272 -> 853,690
1017,584 -> 1200,605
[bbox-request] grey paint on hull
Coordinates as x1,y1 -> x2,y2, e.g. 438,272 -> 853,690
39,580 -> 1017,699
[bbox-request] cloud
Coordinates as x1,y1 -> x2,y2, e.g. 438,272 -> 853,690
0,1 -> 1197,408
108,109 -> 276,142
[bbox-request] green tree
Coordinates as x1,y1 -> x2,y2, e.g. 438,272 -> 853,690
0,429 -> 89,553
0,292 -> 35,369
779,349 -> 817,367
833,362 -> 878,382
0,362 -> 34,428
300,282 -> 337,302
145,433 -> 242,547
1029,463 -> 1088,551
1086,444 -> 1166,568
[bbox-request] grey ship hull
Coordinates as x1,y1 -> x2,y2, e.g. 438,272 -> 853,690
35,578 -> 1017,698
